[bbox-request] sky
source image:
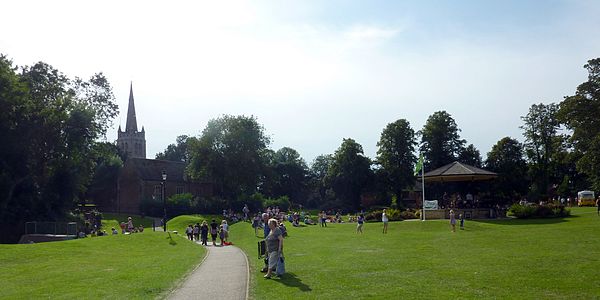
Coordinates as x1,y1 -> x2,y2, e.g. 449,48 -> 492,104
2,0 -> 600,164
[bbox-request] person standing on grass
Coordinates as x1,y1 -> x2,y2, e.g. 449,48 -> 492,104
243,204 -> 250,221
264,218 -> 284,279
262,213 -> 271,238
210,219 -> 219,246
252,214 -> 260,236
357,214 -> 364,234
320,211 -> 327,227
597,197 -> 600,216
200,221 -> 209,246
459,213 -> 465,230
382,209 -> 389,234
449,210 -> 456,232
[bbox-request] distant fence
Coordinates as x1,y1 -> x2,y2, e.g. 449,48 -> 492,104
25,222 -> 78,236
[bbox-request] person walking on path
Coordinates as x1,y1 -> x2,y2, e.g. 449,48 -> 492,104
210,220 -> 219,246
193,223 -> 200,241
449,210 -> 457,232
200,221 -> 209,246
382,209 -> 389,234
264,218 -> 284,279
356,214 -> 364,234
185,225 -> 194,241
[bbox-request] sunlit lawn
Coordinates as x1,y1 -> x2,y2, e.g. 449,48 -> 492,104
0,232 -> 204,299
230,207 -> 600,299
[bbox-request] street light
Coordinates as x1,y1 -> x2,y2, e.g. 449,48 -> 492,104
162,170 -> 167,232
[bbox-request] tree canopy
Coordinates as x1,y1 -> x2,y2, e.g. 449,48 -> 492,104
376,119 -> 417,198
0,55 -> 118,239
419,111 -> 466,170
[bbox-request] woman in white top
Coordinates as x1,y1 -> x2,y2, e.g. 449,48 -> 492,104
382,209 -> 389,234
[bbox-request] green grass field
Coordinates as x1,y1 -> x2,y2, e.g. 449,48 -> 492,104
101,213 -> 156,232
0,232 -> 204,299
166,214 -> 226,235
230,207 -> 600,299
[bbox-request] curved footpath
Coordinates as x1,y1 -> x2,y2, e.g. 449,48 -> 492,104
168,243 -> 249,300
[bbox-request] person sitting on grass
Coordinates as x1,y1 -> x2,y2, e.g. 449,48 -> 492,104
111,227 -> 118,235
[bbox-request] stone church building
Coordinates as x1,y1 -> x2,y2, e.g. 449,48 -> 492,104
100,84 -> 212,215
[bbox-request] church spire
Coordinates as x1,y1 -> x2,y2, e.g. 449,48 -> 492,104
125,82 -> 138,132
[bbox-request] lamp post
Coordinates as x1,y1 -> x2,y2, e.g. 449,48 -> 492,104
162,170 -> 167,232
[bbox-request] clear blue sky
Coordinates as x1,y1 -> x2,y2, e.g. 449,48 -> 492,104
1,0 -> 599,163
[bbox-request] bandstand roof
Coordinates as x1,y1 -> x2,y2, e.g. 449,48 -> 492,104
419,161 -> 497,182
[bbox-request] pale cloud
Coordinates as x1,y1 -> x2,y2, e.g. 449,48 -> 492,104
344,24 -> 402,42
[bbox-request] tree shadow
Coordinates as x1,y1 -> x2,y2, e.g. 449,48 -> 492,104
472,215 -> 578,226
273,272 -> 312,292
167,232 -> 177,245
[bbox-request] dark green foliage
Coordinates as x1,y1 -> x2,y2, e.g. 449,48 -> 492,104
520,103 -> 565,200
558,58 -> 600,191
485,137 -> 529,205
155,135 -> 192,162
508,203 -> 570,218
0,55 -> 118,242
187,115 -> 270,203
376,119 -> 417,200
419,111 -> 466,169
326,138 -> 373,210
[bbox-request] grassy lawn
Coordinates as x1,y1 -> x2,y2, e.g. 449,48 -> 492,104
101,213 -> 156,232
166,214 -> 227,235
0,232 -> 204,299
230,207 -> 600,299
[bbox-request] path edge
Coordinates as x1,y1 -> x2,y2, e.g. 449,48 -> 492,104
162,236 -> 210,299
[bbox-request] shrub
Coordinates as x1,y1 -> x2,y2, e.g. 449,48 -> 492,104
508,203 -> 570,218
364,209 -> 404,221
263,195 -> 290,211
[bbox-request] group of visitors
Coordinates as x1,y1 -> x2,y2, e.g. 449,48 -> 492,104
448,210 -> 465,232
442,192 -> 478,209
186,220 -> 230,246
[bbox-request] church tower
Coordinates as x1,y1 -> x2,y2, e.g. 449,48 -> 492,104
117,83 -> 146,158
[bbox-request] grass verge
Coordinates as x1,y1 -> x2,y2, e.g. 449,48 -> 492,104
0,232 -> 204,299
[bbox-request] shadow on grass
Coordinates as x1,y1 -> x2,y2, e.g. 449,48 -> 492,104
167,232 -> 177,245
472,215 -> 577,226
274,272 -> 312,292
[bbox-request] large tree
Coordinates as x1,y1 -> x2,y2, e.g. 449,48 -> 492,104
326,138 -> 373,210
156,135 -> 193,162
520,103 -> 564,199
267,147 -> 310,206
558,58 -> 600,190
308,154 -> 334,207
376,119 -> 417,199
0,55 -> 118,241
187,115 -> 270,202
419,111 -> 466,170
485,137 -> 528,204
458,144 -> 482,168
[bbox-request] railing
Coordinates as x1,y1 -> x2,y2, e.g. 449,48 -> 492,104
25,222 -> 78,236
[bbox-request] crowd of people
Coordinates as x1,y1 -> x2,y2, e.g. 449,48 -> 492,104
185,220 -> 231,246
